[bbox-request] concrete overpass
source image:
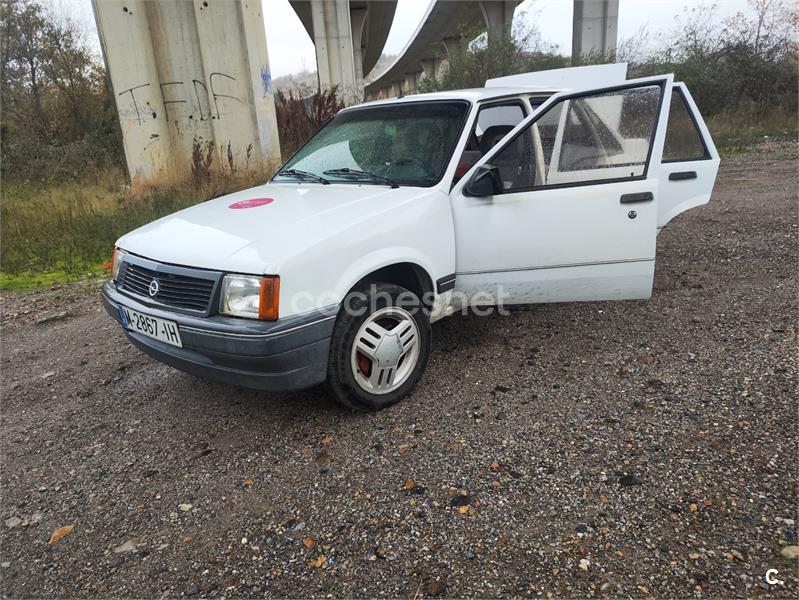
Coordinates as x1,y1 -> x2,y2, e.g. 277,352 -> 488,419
365,0 -> 619,100
290,1 -> 396,103
364,0 -> 520,100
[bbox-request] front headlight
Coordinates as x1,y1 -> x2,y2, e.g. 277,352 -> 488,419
111,247 -> 126,281
219,274 -> 279,320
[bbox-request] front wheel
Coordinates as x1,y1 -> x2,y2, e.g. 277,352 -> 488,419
326,283 -> 431,410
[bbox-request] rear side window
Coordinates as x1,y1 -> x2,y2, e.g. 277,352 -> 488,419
663,89 -> 710,162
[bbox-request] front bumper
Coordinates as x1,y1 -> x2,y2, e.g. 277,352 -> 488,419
101,281 -> 336,391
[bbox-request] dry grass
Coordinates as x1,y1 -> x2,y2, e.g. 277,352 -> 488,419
0,168 -> 272,289
708,105 -> 798,152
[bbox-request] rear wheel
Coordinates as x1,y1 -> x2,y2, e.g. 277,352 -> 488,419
327,283 -> 431,410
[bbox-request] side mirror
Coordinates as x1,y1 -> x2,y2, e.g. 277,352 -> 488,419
465,164 -> 503,197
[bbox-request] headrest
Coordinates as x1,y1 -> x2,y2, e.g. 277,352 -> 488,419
479,125 -> 515,155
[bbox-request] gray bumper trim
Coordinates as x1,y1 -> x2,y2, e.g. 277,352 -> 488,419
102,281 -> 337,391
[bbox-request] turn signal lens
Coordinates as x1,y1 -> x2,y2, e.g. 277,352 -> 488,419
258,276 -> 280,321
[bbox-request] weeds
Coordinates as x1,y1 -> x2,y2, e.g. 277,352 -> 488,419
190,138 -> 215,188
0,170 -> 265,288
274,87 -> 344,157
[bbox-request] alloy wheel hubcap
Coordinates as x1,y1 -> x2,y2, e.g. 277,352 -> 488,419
351,307 -> 420,395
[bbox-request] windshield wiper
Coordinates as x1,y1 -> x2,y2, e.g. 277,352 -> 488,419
323,168 -> 398,189
277,168 -> 330,185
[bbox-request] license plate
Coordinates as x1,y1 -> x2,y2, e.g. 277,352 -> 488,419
118,306 -> 182,348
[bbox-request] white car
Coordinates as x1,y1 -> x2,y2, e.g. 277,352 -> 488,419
102,65 -> 719,410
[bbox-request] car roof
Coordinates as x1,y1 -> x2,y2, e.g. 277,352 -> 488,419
346,86 -> 560,111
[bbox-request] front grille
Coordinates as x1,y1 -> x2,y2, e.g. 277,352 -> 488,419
118,261 -> 216,313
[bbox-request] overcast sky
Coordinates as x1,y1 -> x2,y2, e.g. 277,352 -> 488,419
63,0 -> 755,77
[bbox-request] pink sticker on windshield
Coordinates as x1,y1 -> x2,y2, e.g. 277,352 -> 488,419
229,198 -> 274,209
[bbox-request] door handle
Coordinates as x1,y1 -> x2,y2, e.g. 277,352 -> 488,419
669,170 -> 698,181
620,192 -> 654,204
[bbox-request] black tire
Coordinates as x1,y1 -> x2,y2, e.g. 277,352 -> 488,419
326,282 -> 431,410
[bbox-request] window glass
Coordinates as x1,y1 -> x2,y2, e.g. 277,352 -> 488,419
663,89 -> 709,161
492,104 -> 563,190
277,101 -> 469,187
489,84 -> 663,192
475,104 -> 525,137
558,86 -> 660,172
529,95 -> 549,111
453,102 -> 525,184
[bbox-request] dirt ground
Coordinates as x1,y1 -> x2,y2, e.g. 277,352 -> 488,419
1,144 -> 797,599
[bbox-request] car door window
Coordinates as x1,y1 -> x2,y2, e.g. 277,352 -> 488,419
453,102 -> 526,183
490,84 -> 665,191
663,88 -> 711,162
529,95 -> 548,111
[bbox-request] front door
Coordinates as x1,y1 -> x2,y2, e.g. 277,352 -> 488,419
450,75 -> 674,306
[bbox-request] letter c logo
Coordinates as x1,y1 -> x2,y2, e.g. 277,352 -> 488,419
766,569 -> 784,586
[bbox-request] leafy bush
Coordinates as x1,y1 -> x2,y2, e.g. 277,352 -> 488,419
274,87 -> 344,158
628,0 -> 798,121
1,0 -> 125,182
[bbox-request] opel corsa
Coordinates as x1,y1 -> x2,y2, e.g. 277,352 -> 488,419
102,65 -> 719,410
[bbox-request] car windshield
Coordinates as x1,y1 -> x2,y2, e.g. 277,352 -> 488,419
275,101 -> 470,188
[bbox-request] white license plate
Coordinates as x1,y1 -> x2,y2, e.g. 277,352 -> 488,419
119,306 -> 182,348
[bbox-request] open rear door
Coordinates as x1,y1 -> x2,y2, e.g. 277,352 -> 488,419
450,75 -> 675,305
655,82 -> 720,228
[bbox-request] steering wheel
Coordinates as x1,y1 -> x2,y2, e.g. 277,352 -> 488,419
394,155 -> 436,179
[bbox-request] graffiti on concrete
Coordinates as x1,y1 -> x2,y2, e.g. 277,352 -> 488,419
119,72 -> 243,124
190,79 -> 212,121
209,72 -> 242,118
159,81 -> 186,122
117,83 -> 153,125
260,66 -> 271,96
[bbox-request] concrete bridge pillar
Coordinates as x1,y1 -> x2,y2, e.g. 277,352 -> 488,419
310,0 -> 359,104
92,0 -> 280,186
420,59 -> 437,82
433,58 -> 446,79
349,7 -> 368,91
479,0 -> 517,46
572,0 -> 619,63
404,73 -> 417,94
442,36 -> 464,59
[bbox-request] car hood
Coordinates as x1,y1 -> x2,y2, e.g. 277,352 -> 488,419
117,183 -> 423,274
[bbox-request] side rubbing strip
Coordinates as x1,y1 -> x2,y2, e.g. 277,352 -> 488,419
436,274 -> 456,293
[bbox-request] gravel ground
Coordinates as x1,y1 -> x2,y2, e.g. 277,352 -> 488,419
1,144 -> 797,599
